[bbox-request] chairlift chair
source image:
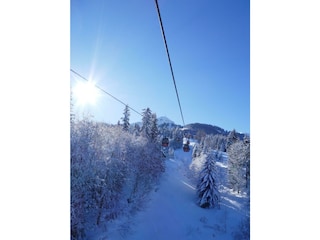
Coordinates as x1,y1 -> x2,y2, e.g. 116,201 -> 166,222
183,144 -> 190,152
162,137 -> 169,147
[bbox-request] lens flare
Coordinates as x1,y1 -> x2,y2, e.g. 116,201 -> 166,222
73,81 -> 99,105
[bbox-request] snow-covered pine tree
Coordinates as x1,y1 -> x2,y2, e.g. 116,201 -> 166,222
197,151 -> 220,208
141,107 -> 152,140
192,142 -> 200,159
226,129 -> 238,150
133,123 -> 141,136
121,104 -> 130,132
227,139 -> 249,193
150,113 -> 159,142
216,134 -> 227,152
197,136 -> 209,156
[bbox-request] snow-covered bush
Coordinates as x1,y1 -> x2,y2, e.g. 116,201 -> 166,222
71,117 -> 164,239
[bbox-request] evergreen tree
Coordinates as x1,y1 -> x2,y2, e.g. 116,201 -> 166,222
227,139 -> 250,193
226,129 -> 238,150
217,134 -> 227,152
141,107 -> 152,140
150,113 -> 159,142
121,104 -> 130,131
198,137 -> 206,155
133,123 -> 141,136
192,142 -> 200,159
197,151 -> 220,208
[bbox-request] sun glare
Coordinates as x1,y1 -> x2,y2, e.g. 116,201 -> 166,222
73,81 -> 99,105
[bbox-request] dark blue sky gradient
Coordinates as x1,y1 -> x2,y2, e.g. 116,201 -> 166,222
71,0 -> 250,133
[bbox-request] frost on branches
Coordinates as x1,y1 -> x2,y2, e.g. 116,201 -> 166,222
70,115 -> 164,240
196,152 -> 220,208
227,137 -> 250,193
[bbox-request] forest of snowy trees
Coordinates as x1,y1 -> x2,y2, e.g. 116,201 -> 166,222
187,130 -> 250,238
70,103 -> 250,239
190,130 -> 250,209
70,107 -> 165,239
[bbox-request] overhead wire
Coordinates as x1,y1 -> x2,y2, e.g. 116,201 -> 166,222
154,0 -> 186,126
70,68 -> 143,117
71,1 -> 186,124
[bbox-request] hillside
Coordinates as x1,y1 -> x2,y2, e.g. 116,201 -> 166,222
184,123 -> 228,136
133,117 -> 245,138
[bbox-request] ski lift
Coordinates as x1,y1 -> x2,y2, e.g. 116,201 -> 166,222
162,137 -> 169,147
183,144 -> 190,152
183,137 -> 189,145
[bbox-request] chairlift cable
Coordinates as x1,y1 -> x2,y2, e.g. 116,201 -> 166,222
154,0 -> 186,127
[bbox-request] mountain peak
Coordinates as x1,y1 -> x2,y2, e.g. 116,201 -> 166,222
157,116 -> 175,125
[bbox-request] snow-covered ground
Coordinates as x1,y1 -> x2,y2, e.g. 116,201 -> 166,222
103,143 -> 249,240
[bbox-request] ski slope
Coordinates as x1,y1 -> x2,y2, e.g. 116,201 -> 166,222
106,143 -> 249,239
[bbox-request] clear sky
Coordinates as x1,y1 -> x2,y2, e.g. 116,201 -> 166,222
70,0 -> 250,133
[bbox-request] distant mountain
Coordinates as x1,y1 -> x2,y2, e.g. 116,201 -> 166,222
131,116 -> 177,129
184,123 -> 228,136
157,116 -> 175,126
133,117 -> 245,139
184,123 -> 246,139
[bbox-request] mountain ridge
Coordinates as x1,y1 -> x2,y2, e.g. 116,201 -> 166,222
133,116 -> 246,138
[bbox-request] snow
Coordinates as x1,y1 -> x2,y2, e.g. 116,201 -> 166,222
157,116 -> 176,126
103,142 -> 249,240
132,116 -> 176,129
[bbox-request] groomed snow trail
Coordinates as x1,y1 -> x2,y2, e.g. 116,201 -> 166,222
106,145 -> 248,240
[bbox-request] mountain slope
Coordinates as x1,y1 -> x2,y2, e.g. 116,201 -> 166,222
133,116 -> 246,138
184,123 -> 228,136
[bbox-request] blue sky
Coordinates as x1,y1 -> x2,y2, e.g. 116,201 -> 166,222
71,0 -> 250,133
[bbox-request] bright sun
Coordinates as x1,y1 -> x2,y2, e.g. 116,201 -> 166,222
73,81 -> 99,105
